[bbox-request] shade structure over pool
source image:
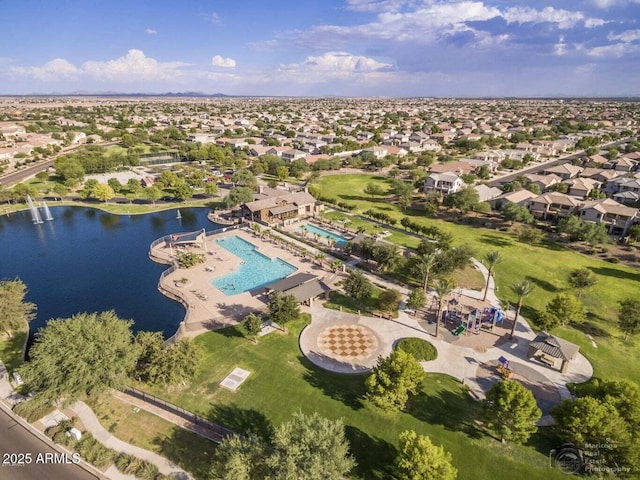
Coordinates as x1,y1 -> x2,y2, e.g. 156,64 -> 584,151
170,229 -> 206,246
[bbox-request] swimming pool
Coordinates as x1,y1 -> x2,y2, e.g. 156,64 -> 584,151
212,235 -> 297,295
299,223 -> 348,246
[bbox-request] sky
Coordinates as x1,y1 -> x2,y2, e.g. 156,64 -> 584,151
1,0 -> 640,97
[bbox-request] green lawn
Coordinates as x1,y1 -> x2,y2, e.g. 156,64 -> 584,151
316,174 -> 640,382
88,395 -> 215,479
139,316 -> 566,480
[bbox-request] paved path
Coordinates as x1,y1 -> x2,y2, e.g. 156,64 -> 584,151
0,360 -> 193,480
300,257 -> 593,422
68,401 -> 193,480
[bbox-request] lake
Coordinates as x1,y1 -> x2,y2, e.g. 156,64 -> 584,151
0,206 -> 215,338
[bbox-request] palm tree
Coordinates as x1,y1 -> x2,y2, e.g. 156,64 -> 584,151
314,252 -> 327,267
415,252 -> 438,293
482,250 -> 503,301
509,280 -> 535,339
433,278 -> 456,338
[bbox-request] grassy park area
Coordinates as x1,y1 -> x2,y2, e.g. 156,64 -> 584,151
88,395 -> 215,479
139,316 -> 567,480
315,174 -> 640,382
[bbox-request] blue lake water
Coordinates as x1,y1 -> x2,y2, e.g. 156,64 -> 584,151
212,235 -> 297,295
0,206 -> 216,338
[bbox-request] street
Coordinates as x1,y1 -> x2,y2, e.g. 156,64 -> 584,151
0,405 -> 101,480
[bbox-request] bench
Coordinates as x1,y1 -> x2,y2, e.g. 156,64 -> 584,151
539,354 -> 556,367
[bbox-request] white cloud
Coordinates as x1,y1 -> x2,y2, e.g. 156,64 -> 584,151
608,29 -> 640,42
200,12 -> 222,25
278,52 -> 392,83
10,58 -> 79,80
554,36 -> 568,56
590,0 -> 640,8
144,28 -> 157,35
82,49 -> 190,81
587,42 -> 637,57
585,18 -> 607,28
503,6 -> 585,29
346,0 -> 411,12
212,55 -> 236,68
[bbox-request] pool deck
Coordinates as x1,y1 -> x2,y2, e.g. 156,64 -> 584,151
150,227 -> 334,337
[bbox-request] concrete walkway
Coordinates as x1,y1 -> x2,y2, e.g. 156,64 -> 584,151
300,256 -> 594,421
0,360 -> 193,480
68,401 -> 193,480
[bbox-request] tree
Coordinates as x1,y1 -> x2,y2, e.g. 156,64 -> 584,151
372,243 -> 401,272
204,181 -> 219,197
482,250 -> 502,301
543,293 -> 585,328
364,182 -> 385,198
91,183 -> 115,203
133,331 -> 164,382
509,280 -> 535,339
433,278 -> 455,338
126,178 -> 142,195
243,313 -> 263,344
107,177 -> 122,193
268,291 -> 300,332
396,430 -> 457,480
144,185 -> 162,205
378,289 -> 402,317
54,156 -> 85,183
627,224 -> 640,244
365,349 -> 425,411
413,252 -> 438,293
231,169 -> 257,189
210,434 -> 268,480
224,186 -> 254,209
514,224 -> 545,245
19,311 -> 139,404
481,381 -> 541,443
266,411 -> 356,480
618,298 -> 640,341
275,165 -> 289,183
148,338 -> 202,385
567,268 -> 597,298
406,289 -> 427,313
502,202 -> 534,224
173,180 -> 193,201
443,187 -> 480,214
0,278 -> 36,337
552,397 -> 632,470
343,270 -> 373,305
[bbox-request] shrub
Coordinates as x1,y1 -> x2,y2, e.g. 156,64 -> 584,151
396,338 -> 438,362
77,434 -> 116,468
13,398 -> 55,422
115,453 -> 134,472
606,257 -> 620,264
136,460 -> 160,480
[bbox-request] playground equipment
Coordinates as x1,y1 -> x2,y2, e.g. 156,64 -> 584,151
497,356 -> 514,379
481,307 -> 503,330
447,305 -> 504,336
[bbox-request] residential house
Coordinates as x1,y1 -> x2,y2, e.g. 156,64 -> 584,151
565,177 -> 601,198
281,149 -> 307,162
579,198 -> 638,236
528,192 -> 582,220
429,161 -> 475,176
423,173 -> 465,195
542,164 -> 583,180
523,173 -> 561,192
361,146 -> 388,159
489,189 -> 539,210
613,191 -> 640,206
474,184 -> 503,202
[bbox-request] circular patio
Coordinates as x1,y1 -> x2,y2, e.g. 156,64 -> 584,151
300,311 -> 386,374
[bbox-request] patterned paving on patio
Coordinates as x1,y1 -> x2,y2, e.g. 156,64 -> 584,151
317,324 -> 378,360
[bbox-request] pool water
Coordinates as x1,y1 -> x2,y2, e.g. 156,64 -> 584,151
212,235 -> 297,295
299,223 -> 348,246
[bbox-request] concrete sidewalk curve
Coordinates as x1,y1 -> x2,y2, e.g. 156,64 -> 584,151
69,401 -> 193,480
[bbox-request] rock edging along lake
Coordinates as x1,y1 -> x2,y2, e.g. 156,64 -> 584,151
1,206 -> 217,338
